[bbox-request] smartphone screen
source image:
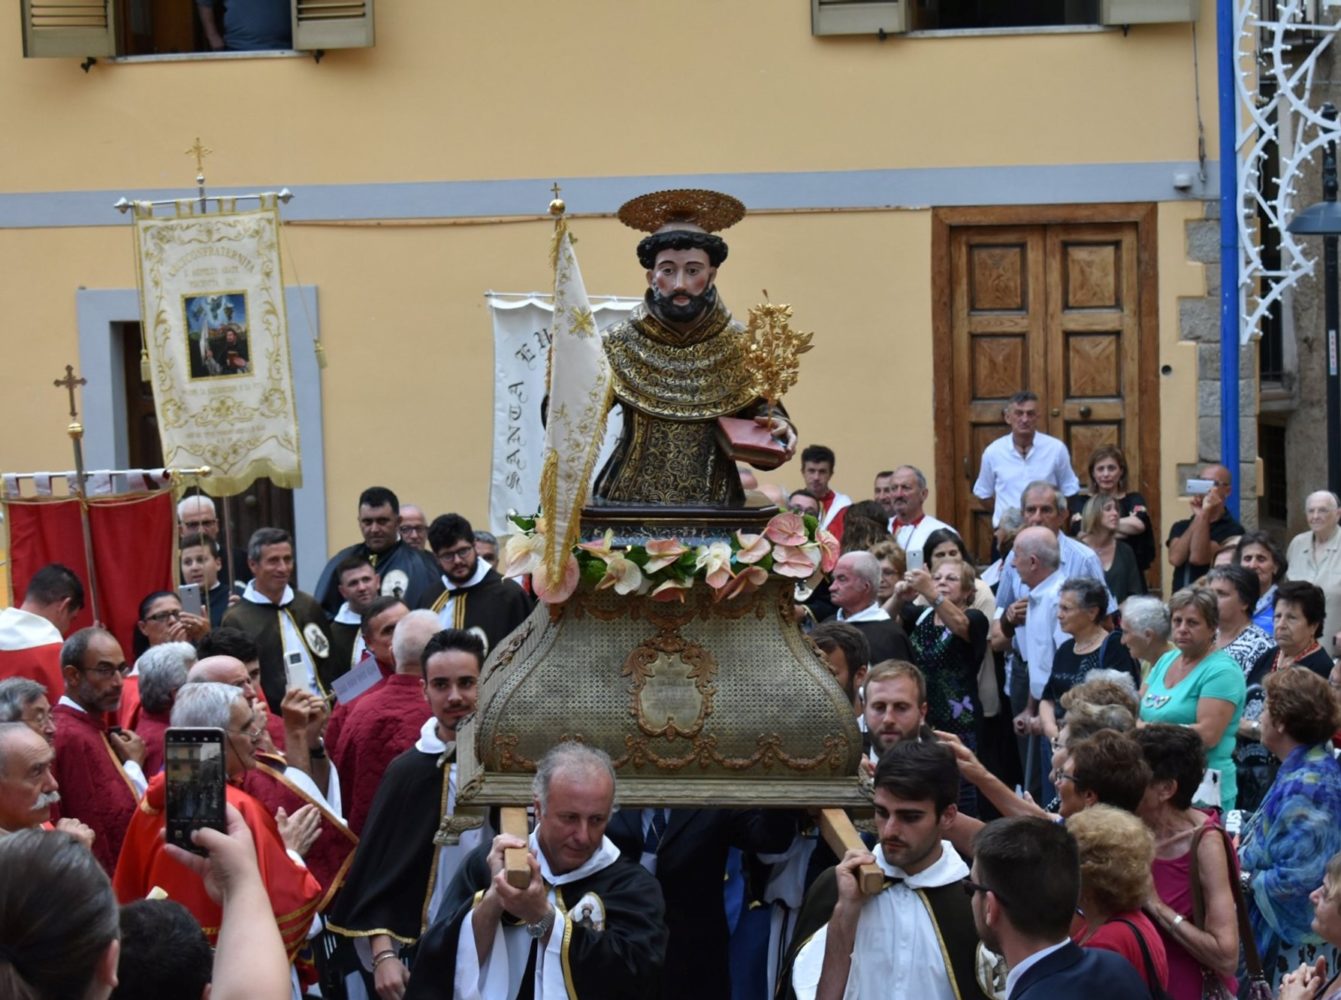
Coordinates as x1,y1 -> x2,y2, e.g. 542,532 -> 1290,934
165,727 -> 227,855
178,583 -> 204,618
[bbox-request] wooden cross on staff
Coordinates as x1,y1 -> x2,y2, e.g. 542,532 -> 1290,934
52,364 -> 101,623
54,364 -> 86,421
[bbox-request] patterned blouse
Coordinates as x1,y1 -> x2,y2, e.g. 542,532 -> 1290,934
1239,744 -> 1341,958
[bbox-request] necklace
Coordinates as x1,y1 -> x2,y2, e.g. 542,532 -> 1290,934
1274,642 -> 1321,673
1072,633 -> 1105,656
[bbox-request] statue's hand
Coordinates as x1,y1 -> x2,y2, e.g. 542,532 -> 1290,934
755,414 -> 797,459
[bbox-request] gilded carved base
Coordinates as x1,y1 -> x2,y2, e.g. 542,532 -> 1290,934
457,577 -> 867,808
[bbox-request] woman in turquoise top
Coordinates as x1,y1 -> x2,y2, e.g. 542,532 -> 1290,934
1139,588 -> 1247,811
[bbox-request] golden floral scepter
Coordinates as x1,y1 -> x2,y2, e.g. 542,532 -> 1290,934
743,291 -> 813,414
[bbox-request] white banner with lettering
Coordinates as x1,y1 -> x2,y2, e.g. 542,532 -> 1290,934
487,293 -> 639,535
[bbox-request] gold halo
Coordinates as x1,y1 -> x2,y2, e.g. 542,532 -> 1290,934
617,189 -> 746,234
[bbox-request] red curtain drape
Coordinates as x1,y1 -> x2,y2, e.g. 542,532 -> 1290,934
7,492 -> 175,660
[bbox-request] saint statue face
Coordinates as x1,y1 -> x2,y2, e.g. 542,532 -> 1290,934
646,248 -> 716,323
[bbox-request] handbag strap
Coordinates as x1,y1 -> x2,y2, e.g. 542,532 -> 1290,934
1112,917 -> 1169,1000
1186,822 -> 1267,982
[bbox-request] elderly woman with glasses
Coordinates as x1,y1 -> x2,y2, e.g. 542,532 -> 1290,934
1279,853 -> 1341,1000
1237,668 -> 1341,989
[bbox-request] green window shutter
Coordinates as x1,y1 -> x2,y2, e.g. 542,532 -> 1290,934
22,0 -> 117,58
1099,0 -> 1199,24
292,0 -> 375,51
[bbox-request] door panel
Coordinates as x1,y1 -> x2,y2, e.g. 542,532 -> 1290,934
1047,224 -> 1140,489
951,228 -> 1047,561
944,219 -> 1145,564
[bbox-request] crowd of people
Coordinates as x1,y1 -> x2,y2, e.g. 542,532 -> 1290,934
5,389 -> 1341,999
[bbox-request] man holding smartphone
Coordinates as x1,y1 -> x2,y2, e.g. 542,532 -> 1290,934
1167,465 -> 1243,590
113,682 -> 323,976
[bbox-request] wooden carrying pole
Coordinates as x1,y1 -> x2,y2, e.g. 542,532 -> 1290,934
819,808 -> 885,895
500,806 -> 531,888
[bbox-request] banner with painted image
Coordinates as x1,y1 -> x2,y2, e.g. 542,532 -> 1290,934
487,293 -> 638,535
132,197 -> 301,496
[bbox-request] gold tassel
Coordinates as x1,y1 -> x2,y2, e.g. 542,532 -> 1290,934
313,341 -> 328,370
139,346 -> 151,383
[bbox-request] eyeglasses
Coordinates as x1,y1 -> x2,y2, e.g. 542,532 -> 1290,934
229,722 -> 264,742
962,878 -> 1010,908
144,609 -> 182,624
1054,771 -> 1083,786
439,545 -> 475,563
182,518 -> 218,530
401,525 -> 427,536
81,662 -> 133,680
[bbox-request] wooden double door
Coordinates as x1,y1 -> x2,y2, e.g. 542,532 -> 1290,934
932,205 -> 1160,565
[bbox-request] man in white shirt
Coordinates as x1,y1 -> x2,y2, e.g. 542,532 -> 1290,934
779,740 -> 990,1000
973,392 -> 1079,529
996,528 -> 1066,801
876,465 -> 952,569
1285,490 -> 1341,655
991,482 -> 1114,731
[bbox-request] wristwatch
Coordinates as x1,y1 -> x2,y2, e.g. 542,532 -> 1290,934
526,906 -> 556,939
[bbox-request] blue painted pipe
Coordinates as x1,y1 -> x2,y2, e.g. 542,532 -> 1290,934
1218,0 -> 1240,517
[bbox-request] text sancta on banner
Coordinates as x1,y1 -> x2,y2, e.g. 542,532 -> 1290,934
486,293 -> 636,535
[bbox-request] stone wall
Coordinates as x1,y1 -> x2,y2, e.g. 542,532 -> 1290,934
1178,198 -> 1259,532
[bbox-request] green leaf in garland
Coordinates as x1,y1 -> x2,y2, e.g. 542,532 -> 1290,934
509,513 -> 538,531
579,557 -> 607,587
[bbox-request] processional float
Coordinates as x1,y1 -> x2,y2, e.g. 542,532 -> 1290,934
457,188 -> 883,893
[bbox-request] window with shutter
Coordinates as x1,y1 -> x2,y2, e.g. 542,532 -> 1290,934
812,0 -> 1197,36
21,0 -> 374,59
22,0 -> 117,58
292,0 -> 374,51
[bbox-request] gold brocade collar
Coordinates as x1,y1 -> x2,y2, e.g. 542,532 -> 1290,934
604,299 -> 758,420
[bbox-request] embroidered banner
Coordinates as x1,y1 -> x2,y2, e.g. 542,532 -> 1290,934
133,198 -> 301,496
486,292 -> 636,535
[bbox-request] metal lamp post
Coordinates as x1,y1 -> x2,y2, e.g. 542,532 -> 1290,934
1288,103 -> 1341,496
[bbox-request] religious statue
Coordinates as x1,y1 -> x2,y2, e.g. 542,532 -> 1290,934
591,189 -> 799,508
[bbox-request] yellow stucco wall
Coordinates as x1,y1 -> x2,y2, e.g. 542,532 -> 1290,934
0,1 -> 1220,555
1,4 -> 1215,191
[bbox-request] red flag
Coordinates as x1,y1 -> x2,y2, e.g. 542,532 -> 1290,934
6,492 -> 174,660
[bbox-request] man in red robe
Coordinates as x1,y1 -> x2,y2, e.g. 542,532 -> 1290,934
113,682 -> 324,971
242,747 -> 358,911
330,609 -> 437,835
0,564 -> 83,703
322,596 -> 407,761
51,627 -> 146,872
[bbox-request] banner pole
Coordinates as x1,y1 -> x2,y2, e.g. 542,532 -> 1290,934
53,365 -> 101,624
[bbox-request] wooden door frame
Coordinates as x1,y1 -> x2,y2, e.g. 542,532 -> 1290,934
930,203 -> 1161,567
